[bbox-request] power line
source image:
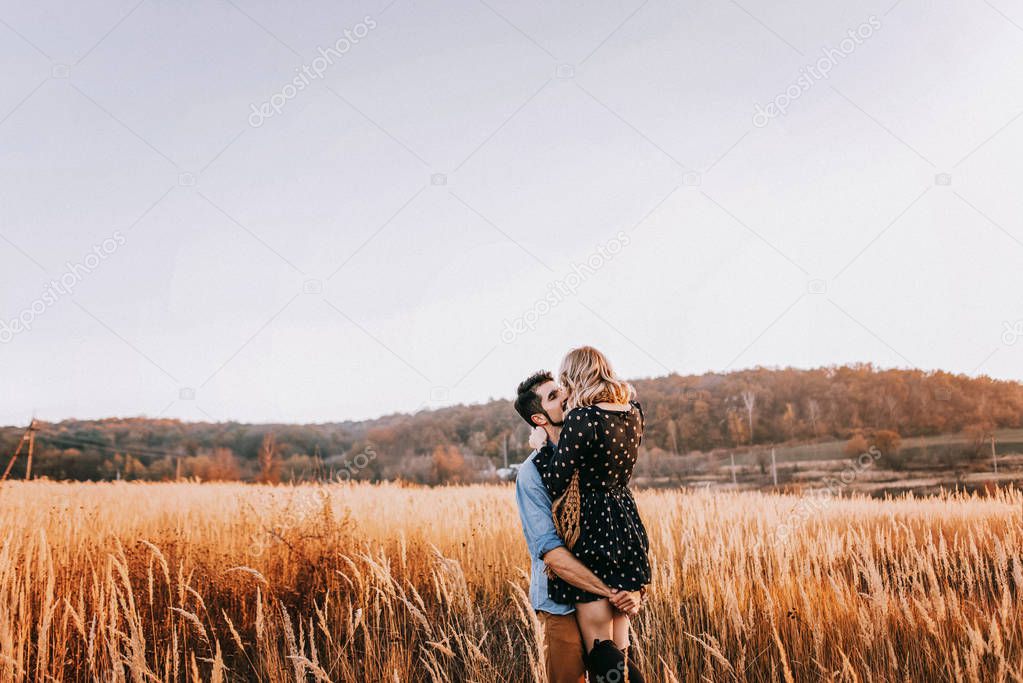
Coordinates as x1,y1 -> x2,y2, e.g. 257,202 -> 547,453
33,430 -> 185,461
39,435 -> 179,459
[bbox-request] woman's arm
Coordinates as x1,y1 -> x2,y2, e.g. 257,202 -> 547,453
539,408 -> 594,498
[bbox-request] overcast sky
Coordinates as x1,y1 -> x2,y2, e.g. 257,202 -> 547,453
1,0 -> 1022,425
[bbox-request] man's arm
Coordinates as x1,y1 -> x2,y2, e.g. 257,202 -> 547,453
515,461 -> 614,597
515,462 -> 567,560
541,547 -> 612,597
543,551 -> 641,613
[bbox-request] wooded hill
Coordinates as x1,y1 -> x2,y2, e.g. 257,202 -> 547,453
4,364 -> 1021,483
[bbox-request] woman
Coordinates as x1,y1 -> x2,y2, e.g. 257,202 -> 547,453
531,346 -> 650,678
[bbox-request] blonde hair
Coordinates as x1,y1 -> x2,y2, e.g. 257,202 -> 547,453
559,346 -> 634,410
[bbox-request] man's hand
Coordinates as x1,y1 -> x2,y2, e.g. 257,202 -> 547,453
609,589 -> 642,616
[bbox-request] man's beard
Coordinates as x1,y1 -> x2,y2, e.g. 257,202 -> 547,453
543,410 -> 564,427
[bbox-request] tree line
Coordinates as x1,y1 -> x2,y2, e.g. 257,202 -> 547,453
3,364 -> 1020,484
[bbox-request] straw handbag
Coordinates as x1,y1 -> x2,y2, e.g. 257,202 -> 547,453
545,469 -> 581,579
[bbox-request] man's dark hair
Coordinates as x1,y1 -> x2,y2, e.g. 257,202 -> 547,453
514,370 -> 553,426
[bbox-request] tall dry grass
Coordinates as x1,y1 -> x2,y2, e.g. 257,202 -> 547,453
0,481 -> 1020,681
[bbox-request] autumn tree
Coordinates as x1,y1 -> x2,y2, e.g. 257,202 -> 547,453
741,388 -> 756,443
666,419 -> 680,455
871,430 -> 901,457
963,422 -> 993,461
726,410 -> 748,447
806,398 -> 821,439
781,403 -> 798,441
258,433 -> 281,484
432,444 -> 469,484
206,448 -> 242,481
844,433 -> 869,457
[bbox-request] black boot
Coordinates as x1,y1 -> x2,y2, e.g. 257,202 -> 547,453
585,639 -> 646,683
623,646 -> 646,683
585,640 -> 624,682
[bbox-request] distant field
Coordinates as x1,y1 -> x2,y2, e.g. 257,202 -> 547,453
0,481 -> 1021,681
638,428 -> 1023,495
729,428 -> 1023,465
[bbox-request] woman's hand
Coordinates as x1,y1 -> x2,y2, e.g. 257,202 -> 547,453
528,426 -> 547,450
609,588 -> 642,616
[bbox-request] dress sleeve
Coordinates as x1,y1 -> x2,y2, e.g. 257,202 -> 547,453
540,408 -> 595,499
631,400 -> 644,445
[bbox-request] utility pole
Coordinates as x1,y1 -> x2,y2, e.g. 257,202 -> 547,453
991,435 -> 998,476
503,432 -> 509,469
771,447 -> 778,487
1,429 -> 29,482
24,422 -> 36,480
1,420 -> 38,483
730,452 -> 737,486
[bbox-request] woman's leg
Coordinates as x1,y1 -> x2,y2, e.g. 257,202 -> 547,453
612,611 -> 630,650
574,599 -> 614,652
574,601 -> 633,650
577,601 -> 645,681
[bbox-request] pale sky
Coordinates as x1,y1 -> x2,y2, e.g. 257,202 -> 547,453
1,0 -> 1022,424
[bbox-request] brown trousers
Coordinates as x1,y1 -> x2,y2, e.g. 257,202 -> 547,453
537,611 -> 585,683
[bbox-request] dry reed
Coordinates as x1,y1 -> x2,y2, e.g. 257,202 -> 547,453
0,481 -> 1020,681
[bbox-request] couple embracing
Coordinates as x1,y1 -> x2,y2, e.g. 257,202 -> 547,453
514,346 -> 650,682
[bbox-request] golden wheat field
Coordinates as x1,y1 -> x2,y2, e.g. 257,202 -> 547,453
0,481 -> 1021,682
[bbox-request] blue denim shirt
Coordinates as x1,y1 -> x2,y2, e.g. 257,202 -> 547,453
514,447 -> 574,615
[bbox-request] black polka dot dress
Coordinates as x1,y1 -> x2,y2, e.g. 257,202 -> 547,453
537,401 -> 651,604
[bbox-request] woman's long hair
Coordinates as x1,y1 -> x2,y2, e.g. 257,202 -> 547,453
559,346 -> 635,410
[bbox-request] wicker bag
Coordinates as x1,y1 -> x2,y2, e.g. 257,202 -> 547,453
545,469 -> 581,579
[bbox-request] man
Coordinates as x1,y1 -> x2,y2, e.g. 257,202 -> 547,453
513,370 -> 643,683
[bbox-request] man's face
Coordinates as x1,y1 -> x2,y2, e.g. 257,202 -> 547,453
532,380 -> 567,427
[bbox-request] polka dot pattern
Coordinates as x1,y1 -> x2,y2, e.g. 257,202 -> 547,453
537,401 -> 651,604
